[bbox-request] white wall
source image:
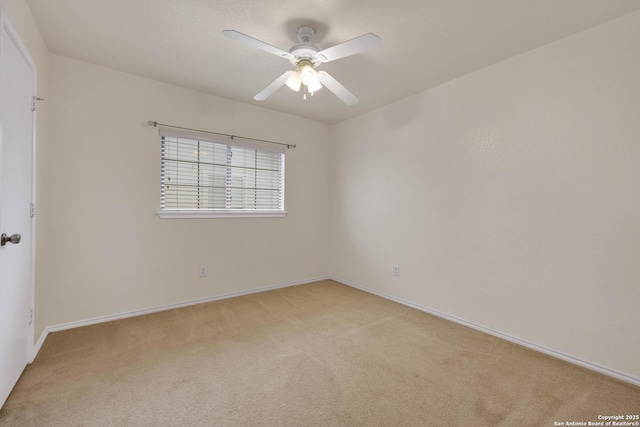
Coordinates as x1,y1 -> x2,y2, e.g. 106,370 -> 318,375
331,11 -> 640,378
46,55 -> 331,326
0,0 -> 51,344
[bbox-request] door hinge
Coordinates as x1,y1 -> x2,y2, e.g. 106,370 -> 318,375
31,96 -> 44,112
29,308 -> 33,325
30,202 -> 35,218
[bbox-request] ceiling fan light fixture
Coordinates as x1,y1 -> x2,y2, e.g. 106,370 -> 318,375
307,78 -> 322,93
300,63 -> 316,86
285,70 -> 302,91
298,61 -> 322,93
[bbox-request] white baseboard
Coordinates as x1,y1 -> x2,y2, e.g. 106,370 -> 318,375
32,327 -> 49,363
332,276 -> 640,388
32,274 -> 638,387
31,276 -> 330,361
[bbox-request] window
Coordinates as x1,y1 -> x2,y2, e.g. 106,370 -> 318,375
157,128 -> 286,218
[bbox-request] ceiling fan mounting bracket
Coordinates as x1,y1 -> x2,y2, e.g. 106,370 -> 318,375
296,27 -> 316,43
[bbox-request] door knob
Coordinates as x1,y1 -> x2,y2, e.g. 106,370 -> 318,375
0,233 -> 21,246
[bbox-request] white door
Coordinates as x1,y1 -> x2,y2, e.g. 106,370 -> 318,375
0,10 -> 35,408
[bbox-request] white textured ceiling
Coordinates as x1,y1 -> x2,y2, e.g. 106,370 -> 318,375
26,0 -> 640,124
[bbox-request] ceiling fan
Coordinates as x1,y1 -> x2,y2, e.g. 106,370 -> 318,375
222,27 -> 381,106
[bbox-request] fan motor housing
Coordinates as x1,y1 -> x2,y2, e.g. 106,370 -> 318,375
289,45 -> 320,66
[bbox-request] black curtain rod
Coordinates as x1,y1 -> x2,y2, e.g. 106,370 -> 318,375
148,121 -> 296,149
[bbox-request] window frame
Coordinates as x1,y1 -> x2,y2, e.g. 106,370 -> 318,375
156,127 -> 287,219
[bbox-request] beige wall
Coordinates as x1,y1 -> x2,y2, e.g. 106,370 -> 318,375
0,0 -> 51,343
46,55 -> 331,326
331,11 -> 640,378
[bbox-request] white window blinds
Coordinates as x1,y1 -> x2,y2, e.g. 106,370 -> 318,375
159,128 -> 285,215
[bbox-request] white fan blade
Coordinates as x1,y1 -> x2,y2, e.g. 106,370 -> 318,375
316,33 -> 381,63
317,71 -> 358,106
254,71 -> 294,101
222,30 -> 293,60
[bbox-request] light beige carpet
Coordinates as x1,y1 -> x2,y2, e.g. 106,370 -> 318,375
1,280 -> 638,426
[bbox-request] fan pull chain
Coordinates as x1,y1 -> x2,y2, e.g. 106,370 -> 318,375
302,82 -> 315,101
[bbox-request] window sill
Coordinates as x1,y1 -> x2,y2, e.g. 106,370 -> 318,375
156,210 -> 287,219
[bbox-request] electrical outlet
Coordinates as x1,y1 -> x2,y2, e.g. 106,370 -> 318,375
200,265 -> 207,277
393,265 -> 400,277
